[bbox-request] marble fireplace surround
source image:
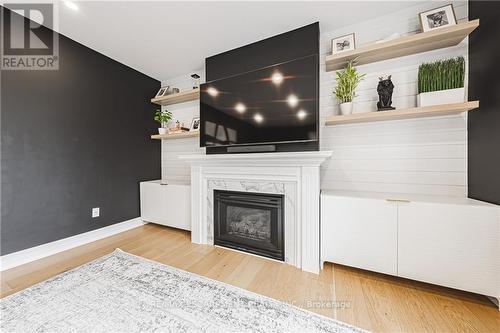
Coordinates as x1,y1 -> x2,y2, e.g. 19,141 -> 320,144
179,151 -> 333,274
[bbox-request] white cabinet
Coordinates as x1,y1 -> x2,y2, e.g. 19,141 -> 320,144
321,190 -> 500,302
140,181 -> 166,223
398,201 -> 499,298
321,195 -> 398,275
140,180 -> 191,231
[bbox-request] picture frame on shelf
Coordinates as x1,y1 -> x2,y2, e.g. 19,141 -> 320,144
331,33 -> 356,54
190,117 -> 200,131
419,4 -> 457,32
155,87 -> 168,98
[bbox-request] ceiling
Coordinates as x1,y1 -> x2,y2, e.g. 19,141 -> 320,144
55,1 -> 418,81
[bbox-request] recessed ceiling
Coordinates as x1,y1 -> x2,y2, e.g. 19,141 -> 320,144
55,1 -> 418,81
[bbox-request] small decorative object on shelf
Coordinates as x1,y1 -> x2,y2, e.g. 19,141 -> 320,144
377,75 -> 396,111
190,117 -> 200,131
419,4 -> 457,32
331,33 -> 355,54
191,74 -> 200,89
169,120 -> 183,133
417,56 -> 465,107
165,86 -> 180,95
333,60 -> 365,115
156,86 -> 180,97
153,109 -> 173,135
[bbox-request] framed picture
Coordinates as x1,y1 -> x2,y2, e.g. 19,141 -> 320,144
190,117 -> 200,131
331,33 -> 356,54
419,4 -> 457,32
155,87 -> 168,98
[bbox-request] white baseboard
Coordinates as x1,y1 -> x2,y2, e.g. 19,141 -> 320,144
0,218 -> 147,271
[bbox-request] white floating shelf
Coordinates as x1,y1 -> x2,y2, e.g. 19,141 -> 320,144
325,101 -> 479,125
151,131 -> 199,140
151,89 -> 199,106
325,20 -> 479,71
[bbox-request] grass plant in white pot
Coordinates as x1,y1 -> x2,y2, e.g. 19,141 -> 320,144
417,57 -> 465,107
334,60 -> 365,115
153,109 -> 173,135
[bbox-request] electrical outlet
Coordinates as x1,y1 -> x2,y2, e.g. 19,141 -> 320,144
92,207 -> 100,218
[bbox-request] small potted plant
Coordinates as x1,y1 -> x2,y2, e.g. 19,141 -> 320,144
334,60 -> 365,115
153,109 -> 173,135
417,57 -> 465,107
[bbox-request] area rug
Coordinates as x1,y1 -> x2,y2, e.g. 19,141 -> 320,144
1,249 -> 366,332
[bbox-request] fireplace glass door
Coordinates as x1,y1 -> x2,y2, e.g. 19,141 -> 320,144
213,190 -> 284,260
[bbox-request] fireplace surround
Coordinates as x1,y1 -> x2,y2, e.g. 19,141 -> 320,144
179,151 -> 333,273
214,190 -> 284,260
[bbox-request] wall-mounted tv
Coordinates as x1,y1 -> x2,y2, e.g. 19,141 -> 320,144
200,54 -> 318,149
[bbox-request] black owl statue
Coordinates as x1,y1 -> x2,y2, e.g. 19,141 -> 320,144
377,75 -> 396,111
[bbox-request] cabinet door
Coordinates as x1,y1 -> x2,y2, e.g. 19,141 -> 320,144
398,202 -> 499,297
163,185 -> 191,231
321,195 -> 398,275
140,182 -> 167,224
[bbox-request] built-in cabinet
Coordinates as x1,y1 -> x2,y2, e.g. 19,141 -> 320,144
321,195 -> 398,275
140,180 -> 191,230
321,190 -> 500,302
397,201 -> 499,297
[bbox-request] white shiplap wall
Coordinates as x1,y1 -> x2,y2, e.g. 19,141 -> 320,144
161,1 -> 469,197
160,70 -> 205,182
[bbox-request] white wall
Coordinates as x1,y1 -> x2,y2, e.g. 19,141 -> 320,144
160,1 -> 469,197
160,71 -> 205,182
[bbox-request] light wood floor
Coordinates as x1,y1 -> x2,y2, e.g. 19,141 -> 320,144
1,223 -> 499,332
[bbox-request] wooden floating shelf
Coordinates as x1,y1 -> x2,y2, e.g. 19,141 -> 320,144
151,88 -> 199,106
151,131 -> 199,140
325,101 -> 479,125
325,20 -> 479,72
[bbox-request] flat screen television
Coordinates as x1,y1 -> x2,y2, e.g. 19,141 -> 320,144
200,54 -> 318,149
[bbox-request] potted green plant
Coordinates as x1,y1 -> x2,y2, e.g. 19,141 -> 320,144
154,109 -> 173,135
334,60 -> 365,115
417,57 -> 465,107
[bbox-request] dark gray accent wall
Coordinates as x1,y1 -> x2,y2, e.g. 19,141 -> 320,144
1,10 -> 161,255
206,22 -> 319,82
468,1 -> 500,205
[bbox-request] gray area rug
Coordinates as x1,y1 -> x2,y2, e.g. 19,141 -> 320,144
1,249 -> 366,332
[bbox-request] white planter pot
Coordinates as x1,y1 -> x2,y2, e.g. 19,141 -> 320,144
417,88 -> 465,107
158,128 -> 168,135
339,102 -> 353,115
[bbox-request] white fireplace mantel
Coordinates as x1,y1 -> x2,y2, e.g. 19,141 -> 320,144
179,151 -> 333,274
178,151 -> 333,166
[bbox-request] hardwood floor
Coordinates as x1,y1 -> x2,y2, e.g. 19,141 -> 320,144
1,223 -> 498,332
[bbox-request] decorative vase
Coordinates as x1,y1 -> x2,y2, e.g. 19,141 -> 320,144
339,102 -> 353,115
417,87 -> 465,107
158,127 -> 168,135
